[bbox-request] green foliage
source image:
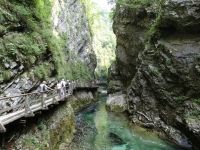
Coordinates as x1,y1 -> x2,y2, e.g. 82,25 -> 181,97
2,70 -> 12,81
186,109 -> 200,119
0,0 -> 72,81
0,0 -> 51,77
173,96 -> 188,104
33,63 -> 54,80
80,0 -> 99,36
0,0 -> 95,82
71,60 -> 93,80
81,0 -> 116,79
46,35 -> 70,79
1,33 -> 44,66
193,99 -> 200,105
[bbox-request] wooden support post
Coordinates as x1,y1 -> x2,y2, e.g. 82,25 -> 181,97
64,87 -> 66,98
62,88 -> 65,101
25,95 -> 34,117
53,96 -> 58,104
1,132 -> 5,149
0,122 -> 6,133
41,93 -> 48,110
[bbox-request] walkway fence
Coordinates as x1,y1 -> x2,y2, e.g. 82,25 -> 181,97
0,81 -> 97,133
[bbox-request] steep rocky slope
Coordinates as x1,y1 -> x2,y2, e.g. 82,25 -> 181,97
0,0 -> 96,106
108,0 -> 200,149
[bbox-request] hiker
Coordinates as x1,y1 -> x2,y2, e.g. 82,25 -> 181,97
56,81 -> 63,99
38,81 -> 50,93
65,80 -> 70,94
60,79 -> 67,95
38,81 -> 52,108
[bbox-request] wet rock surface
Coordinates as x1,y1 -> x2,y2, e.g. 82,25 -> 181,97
108,132 -> 126,146
108,0 -> 200,149
106,94 -> 127,113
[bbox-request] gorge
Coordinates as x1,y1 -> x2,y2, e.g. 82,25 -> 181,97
0,0 -> 200,150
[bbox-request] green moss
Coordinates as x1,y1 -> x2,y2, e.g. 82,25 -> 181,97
149,65 -> 160,76
17,103 -> 75,150
70,96 -> 94,112
2,70 -> 12,81
186,109 -> 200,119
173,96 -> 188,104
193,99 -> 200,105
145,12 -> 163,44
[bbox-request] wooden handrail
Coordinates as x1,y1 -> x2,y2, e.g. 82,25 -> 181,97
0,81 -> 98,132
0,81 -> 97,101
0,89 -> 56,101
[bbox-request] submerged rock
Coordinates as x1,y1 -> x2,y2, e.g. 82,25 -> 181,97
106,94 -> 127,113
108,132 -> 126,146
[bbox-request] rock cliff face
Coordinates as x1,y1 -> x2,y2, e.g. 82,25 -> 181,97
0,0 -> 96,108
109,0 -> 200,149
52,0 -> 96,72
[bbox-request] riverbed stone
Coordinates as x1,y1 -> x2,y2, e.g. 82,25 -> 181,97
106,94 -> 127,113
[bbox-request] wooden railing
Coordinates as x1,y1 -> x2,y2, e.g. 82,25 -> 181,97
0,81 -> 98,133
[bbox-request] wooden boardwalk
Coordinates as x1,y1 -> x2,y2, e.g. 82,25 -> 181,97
0,82 -> 98,133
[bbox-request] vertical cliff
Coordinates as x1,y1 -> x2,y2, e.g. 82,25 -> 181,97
109,0 -> 200,149
52,0 -> 96,73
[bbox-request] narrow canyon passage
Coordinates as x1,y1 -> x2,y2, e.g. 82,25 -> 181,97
0,0 -> 199,149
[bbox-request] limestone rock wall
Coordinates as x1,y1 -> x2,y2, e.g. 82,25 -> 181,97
109,0 -> 200,149
52,0 -> 97,73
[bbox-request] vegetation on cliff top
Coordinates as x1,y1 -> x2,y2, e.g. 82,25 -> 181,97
0,0 -> 93,82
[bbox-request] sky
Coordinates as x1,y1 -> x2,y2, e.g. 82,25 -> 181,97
92,0 -> 114,12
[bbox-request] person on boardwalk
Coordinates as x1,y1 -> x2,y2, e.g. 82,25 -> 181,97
56,81 -> 63,100
65,80 -> 70,94
60,79 -> 67,95
38,81 -> 49,93
38,81 -> 52,109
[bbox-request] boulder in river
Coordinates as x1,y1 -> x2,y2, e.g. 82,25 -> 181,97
106,94 -> 127,113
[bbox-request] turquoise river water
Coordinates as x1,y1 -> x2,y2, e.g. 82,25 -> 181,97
69,94 -> 183,150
